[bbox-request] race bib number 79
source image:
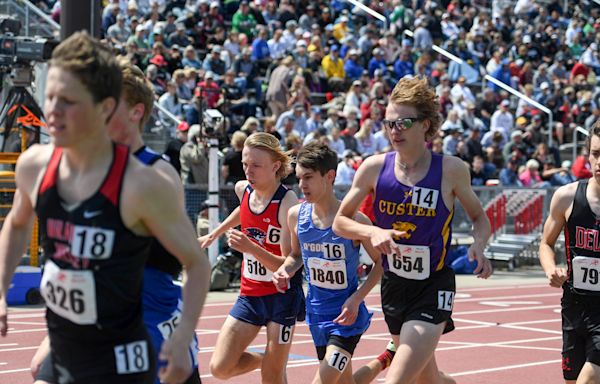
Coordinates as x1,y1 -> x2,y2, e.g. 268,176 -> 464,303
573,256 -> 600,291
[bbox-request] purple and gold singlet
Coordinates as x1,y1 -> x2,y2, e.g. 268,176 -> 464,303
374,152 -> 453,278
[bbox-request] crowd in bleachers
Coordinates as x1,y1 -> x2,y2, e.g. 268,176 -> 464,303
38,0 -> 600,188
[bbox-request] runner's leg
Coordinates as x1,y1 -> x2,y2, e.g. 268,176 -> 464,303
312,345 -> 354,384
261,321 -> 297,384
384,320 -> 445,384
576,362 -> 600,384
209,315 -> 262,379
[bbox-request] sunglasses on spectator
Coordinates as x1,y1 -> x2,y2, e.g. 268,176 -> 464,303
382,117 -> 424,131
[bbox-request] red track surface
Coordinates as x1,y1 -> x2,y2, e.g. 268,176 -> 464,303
1,284 -> 564,384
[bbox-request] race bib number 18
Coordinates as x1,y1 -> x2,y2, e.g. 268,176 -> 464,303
40,260 -> 97,324
573,256 -> 600,291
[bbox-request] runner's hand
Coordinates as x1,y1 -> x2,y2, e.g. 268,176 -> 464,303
369,227 -> 405,255
469,246 -> 492,279
227,229 -> 257,254
0,296 -> 7,337
159,329 -> 193,384
272,268 -> 290,293
198,233 -> 216,248
546,267 -> 568,288
333,294 -> 360,326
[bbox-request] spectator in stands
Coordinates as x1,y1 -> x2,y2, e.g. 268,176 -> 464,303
499,158 -> 522,186
519,159 -> 548,187
202,46 -> 226,82
128,24 -> 151,53
233,47 -> 261,101
232,0 -> 257,39
102,4 -> 119,36
287,75 -> 311,113
222,131 -> 247,185
180,124 -> 209,222
490,99 -> 515,136
305,107 -> 322,135
266,56 -> 294,118
164,121 -> 189,175
355,118 -> 376,157
344,49 -> 363,81
321,44 -> 346,91
413,18 -> 432,51
182,45 -> 202,69
107,14 -> 130,47
503,130 -> 529,161
158,80 -> 183,132
197,71 -> 220,109
470,155 -> 488,186
465,127 -> 484,162
335,150 -> 356,186
277,103 -> 308,139
393,50 -> 415,80
442,127 -> 463,156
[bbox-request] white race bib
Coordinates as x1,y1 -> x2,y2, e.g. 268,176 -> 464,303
243,253 -> 273,282
40,260 -> 97,324
387,245 -> 430,280
411,187 -> 439,210
307,257 -> 348,289
573,256 -> 600,291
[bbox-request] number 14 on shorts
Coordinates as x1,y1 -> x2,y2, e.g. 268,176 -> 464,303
438,291 -> 454,311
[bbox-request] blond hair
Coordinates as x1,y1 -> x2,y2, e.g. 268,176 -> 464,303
389,76 -> 441,142
117,57 -> 155,131
231,131 -> 248,150
245,133 -> 291,180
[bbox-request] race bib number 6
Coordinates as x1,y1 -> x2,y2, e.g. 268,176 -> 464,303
573,256 -> 600,291
387,245 -> 430,280
243,253 -> 273,282
40,260 -> 97,324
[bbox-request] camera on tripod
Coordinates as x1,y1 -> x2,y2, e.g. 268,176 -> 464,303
0,17 -> 57,67
202,109 -> 223,137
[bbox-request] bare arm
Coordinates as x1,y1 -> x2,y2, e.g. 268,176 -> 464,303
450,157 -> 492,278
334,212 -> 383,325
333,155 -> 403,255
539,184 -> 572,288
198,180 -> 247,247
0,147 -> 43,336
272,204 -> 303,292
126,165 -> 210,382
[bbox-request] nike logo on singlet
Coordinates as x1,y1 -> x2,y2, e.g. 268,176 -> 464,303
83,210 -> 102,219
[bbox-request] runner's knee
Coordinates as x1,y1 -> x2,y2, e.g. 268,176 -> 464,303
209,358 -> 235,380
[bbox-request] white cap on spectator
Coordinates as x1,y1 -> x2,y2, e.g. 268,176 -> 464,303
210,2 -> 219,8
562,160 -> 572,169
540,82 -> 550,90
442,13 -> 450,19
501,99 -> 510,107
515,58 -> 524,67
296,40 -> 307,47
522,35 -> 532,44
303,31 -> 311,39
340,16 -> 349,23
348,49 -> 359,56
511,130 -> 523,139
591,42 -> 598,51
205,71 -> 215,79
135,24 -> 145,32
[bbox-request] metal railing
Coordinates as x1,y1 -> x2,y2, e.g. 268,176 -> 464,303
344,0 -> 556,148
0,0 -> 59,38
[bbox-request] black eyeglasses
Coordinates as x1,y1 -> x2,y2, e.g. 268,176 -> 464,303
382,117 -> 424,131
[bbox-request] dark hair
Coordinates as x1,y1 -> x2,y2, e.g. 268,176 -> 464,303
586,121 -> 600,152
296,142 -> 338,176
50,31 -> 122,106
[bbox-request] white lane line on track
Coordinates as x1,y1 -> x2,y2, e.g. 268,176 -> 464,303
0,367 -> 30,374
449,359 -> 562,376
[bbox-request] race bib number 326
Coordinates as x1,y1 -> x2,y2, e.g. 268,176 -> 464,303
40,260 -> 97,324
